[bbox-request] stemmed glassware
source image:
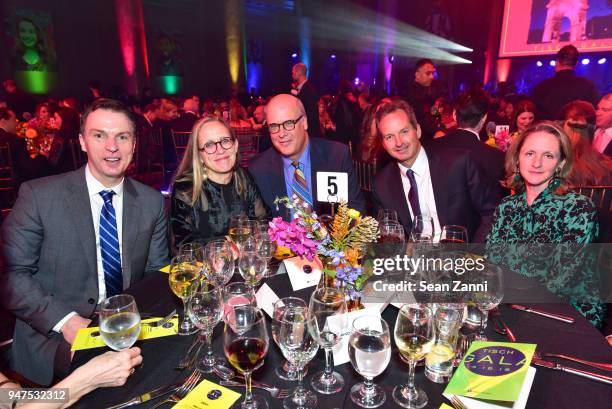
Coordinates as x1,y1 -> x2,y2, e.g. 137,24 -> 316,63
222,282 -> 257,323
238,250 -> 268,288
272,297 -> 308,381
278,305 -> 319,409
205,240 -> 235,286
378,221 -> 405,244
393,304 -> 433,409
169,255 -> 200,335
440,225 -> 468,244
308,287 -> 348,394
223,306 -> 269,409
255,220 -> 277,272
229,217 -> 257,253
187,281 -> 223,373
472,264 -> 504,341
348,316 -> 391,408
377,209 -> 399,224
99,294 -> 141,351
411,216 -> 435,242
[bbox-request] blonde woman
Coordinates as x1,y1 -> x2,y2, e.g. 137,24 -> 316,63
170,118 -> 268,246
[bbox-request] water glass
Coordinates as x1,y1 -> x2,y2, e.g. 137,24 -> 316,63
205,240 -> 235,286
187,281 -> 223,373
349,315 -> 391,408
99,294 -> 141,351
238,251 -> 268,288
472,264 -> 504,341
411,216 -> 435,241
425,306 -> 463,383
377,209 -> 399,224
222,282 -> 257,323
272,297 -> 308,381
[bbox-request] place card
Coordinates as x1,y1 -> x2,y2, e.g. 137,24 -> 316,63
160,264 -> 171,273
71,316 -> 179,351
284,256 -> 322,291
173,379 -> 241,409
327,307 -> 382,365
255,283 -> 280,318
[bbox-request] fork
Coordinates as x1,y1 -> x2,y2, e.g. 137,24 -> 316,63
143,309 -> 177,328
175,333 -> 205,370
150,370 -> 202,408
219,380 -> 291,399
449,395 -> 469,409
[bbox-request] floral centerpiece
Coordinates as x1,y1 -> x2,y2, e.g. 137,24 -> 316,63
268,195 -> 379,298
485,128 -> 515,152
16,117 -> 58,157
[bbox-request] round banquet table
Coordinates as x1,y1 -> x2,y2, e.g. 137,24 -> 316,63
72,270 -> 612,409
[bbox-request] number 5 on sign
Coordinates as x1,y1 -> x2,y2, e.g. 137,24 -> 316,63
316,172 -> 348,203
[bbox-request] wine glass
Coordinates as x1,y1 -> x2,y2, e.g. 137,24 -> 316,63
205,240 -> 235,286
308,287 -> 348,394
440,225 -> 468,244
179,241 -> 206,279
377,209 -> 399,224
472,264 -> 504,341
222,282 -> 257,323
169,255 -> 200,335
378,221 -> 405,244
272,297 -> 308,381
229,217 -> 257,253
99,294 -> 141,351
278,306 -> 319,409
393,304 -> 433,409
223,306 -> 269,409
187,281 -> 223,373
348,315 -> 391,408
411,216 -> 435,242
238,250 -> 268,288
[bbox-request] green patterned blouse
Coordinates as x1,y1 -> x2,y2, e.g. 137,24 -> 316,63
486,186 -> 604,327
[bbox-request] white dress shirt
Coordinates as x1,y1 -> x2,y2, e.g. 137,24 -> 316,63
397,147 -> 442,242
592,127 -> 611,154
53,165 -> 125,333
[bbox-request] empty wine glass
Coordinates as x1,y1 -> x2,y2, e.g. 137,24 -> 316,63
272,297 -> 308,381
278,306 -> 319,409
393,304 -> 433,409
99,294 -> 141,351
169,255 -> 200,335
205,240 -> 235,286
222,282 -> 257,323
238,251 -> 268,288
411,216 -> 435,242
187,281 -> 223,373
440,225 -> 468,244
377,209 -> 398,224
349,315 -> 391,408
223,306 -> 269,409
472,264 -> 504,341
308,287 -> 348,394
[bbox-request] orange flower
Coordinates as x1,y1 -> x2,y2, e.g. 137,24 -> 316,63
25,128 -> 38,139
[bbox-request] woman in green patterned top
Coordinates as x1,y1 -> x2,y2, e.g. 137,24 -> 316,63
486,122 -> 604,327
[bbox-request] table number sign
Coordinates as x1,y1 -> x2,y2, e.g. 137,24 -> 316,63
316,172 -> 348,203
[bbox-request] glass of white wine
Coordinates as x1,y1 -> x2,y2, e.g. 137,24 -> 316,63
169,255 -> 200,335
238,251 -> 268,289
99,294 -> 141,351
393,304 -> 433,409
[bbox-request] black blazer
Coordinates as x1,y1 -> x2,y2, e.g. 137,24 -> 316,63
425,129 -> 506,185
372,145 -> 502,243
171,112 -> 199,133
298,80 -> 321,139
249,137 -> 365,219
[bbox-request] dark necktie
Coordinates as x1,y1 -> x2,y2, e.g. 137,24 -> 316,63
99,190 -> 123,297
406,169 -> 422,225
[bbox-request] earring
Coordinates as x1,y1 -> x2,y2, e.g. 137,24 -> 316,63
513,166 -> 521,183
549,168 -> 561,190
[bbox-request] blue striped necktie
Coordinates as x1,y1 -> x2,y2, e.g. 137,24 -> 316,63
291,161 -> 312,207
99,190 -> 123,297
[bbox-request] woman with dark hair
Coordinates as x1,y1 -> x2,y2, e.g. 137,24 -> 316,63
487,121 -> 604,327
170,117 -> 268,246
358,101 -> 393,167
510,99 -> 536,135
559,100 -> 611,187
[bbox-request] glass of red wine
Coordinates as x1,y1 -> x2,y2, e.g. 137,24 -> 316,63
223,305 -> 270,409
378,222 -> 405,244
440,225 -> 468,244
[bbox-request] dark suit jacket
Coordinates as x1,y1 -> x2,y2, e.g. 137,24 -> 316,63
297,80 -> 321,139
532,69 -> 601,120
0,167 -> 170,385
171,112 -> 199,133
249,137 -> 365,219
425,129 -> 506,185
0,129 -> 50,189
372,145 -> 502,242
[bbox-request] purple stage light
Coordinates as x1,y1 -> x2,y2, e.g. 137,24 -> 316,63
291,52 -> 298,58
353,77 -> 360,85
330,54 -> 336,59
598,58 -> 607,64
549,60 -> 556,67
536,61 -> 543,67
581,58 -> 590,65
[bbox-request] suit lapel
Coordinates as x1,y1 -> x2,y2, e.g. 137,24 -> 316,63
64,169 -> 97,283
122,179 -> 139,287
425,148 -> 447,227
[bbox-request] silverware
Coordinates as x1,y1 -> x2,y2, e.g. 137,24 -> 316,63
219,380 -> 291,399
106,383 -> 180,409
143,309 -> 177,328
491,308 -> 517,342
510,304 -> 575,324
532,358 -> 612,385
175,333 -> 204,370
543,353 -> 612,372
448,395 -> 468,409
150,370 -> 202,409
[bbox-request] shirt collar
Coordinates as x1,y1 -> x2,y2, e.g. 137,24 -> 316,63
85,164 -> 124,198
282,141 -> 311,169
397,145 -> 428,177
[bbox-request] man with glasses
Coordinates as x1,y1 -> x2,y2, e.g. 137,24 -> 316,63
249,94 -> 364,219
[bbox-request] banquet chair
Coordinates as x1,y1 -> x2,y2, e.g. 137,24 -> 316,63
234,128 -> 260,168
171,131 -> 191,163
0,143 -> 16,209
574,186 -> 611,243
352,158 -> 377,192
69,139 -> 88,170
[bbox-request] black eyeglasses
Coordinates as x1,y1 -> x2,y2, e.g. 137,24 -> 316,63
268,115 -> 303,134
198,137 -> 235,154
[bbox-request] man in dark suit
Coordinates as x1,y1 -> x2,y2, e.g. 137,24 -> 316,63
593,93 -> 611,157
427,89 -> 505,184
292,63 -> 321,138
0,107 -> 49,189
372,99 -> 501,242
171,98 -> 200,132
249,94 -> 365,219
0,99 -> 169,385
532,45 -> 600,120
134,102 -> 159,172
